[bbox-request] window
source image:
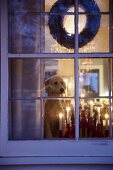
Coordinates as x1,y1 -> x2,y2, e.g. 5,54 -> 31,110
1,0 -> 113,159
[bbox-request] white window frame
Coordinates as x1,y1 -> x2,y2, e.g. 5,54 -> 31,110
0,0 -> 113,165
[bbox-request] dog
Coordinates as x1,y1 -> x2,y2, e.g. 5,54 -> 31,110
44,75 -> 66,139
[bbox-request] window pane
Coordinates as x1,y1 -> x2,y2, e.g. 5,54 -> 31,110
79,58 -> 109,97
112,7 -> 113,52
111,99 -> 113,137
8,13 -> 42,53
44,99 -> 75,139
45,0 -> 75,12
43,59 -> 74,97
95,0 -> 109,12
79,15 -> 109,53
9,59 -> 40,98
44,15 -> 75,53
9,100 -> 41,140
8,0 -> 42,12
79,98 -> 110,138
79,0 -> 109,13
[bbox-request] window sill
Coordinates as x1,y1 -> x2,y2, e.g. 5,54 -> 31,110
0,156 -> 113,165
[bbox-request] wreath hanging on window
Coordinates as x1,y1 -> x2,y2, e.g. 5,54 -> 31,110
48,0 -> 101,49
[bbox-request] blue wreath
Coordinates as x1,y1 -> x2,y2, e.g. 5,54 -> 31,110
48,0 -> 101,49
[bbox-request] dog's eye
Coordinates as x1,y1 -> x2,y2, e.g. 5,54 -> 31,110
54,81 -> 58,85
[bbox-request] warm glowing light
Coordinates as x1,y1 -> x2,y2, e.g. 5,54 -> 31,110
59,112 -> 63,130
59,112 -> 63,119
68,82 -> 71,89
64,78 -> 68,84
63,7 -> 86,34
90,100 -> 93,106
105,113 -> 109,119
63,7 -> 75,34
66,106 -> 71,113
63,78 -> 68,96
80,93 -> 85,97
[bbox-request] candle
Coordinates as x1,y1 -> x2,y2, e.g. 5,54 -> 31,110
59,112 -> 63,130
66,106 -> 71,124
90,101 -> 93,117
105,113 -> 109,130
97,107 -> 100,123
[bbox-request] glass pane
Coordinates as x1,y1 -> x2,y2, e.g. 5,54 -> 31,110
8,14 -> 42,53
44,15 -> 75,53
9,59 -> 40,98
8,0 -> 42,12
95,0 -> 109,12
112,7 -> 113,52
111,99 -> 113,137
9,100 -> 41,140
79,15 -> 109,53
79,58 -> 109,97
79,98 -> 110,138
44,99 -> 75,139
79,0 -> 109,13
45,0 -> 75,12
43,59 -> 74,97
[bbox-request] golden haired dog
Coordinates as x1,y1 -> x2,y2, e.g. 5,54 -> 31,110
44,75 -> 66,139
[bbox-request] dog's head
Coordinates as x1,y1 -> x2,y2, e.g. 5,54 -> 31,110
45,75 -> 66,96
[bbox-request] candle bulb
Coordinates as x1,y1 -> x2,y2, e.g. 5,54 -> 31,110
66,106 -> 71,124
59,112 -> 63,130
105,113 -> 109,130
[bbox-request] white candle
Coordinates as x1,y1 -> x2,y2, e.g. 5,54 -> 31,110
59,113 -> 63,130
90,101 -> 93,117
105,113 -> 109,130
98,107 -> 100,123
66,106 -> 70,124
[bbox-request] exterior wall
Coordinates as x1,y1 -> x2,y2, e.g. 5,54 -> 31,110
0,165 -> 113,170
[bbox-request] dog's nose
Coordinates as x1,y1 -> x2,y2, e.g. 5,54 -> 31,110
60,88 -> 64,93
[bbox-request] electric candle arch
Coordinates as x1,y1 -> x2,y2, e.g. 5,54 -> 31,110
48,0 -> 101,49
80,100 -> 109,138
